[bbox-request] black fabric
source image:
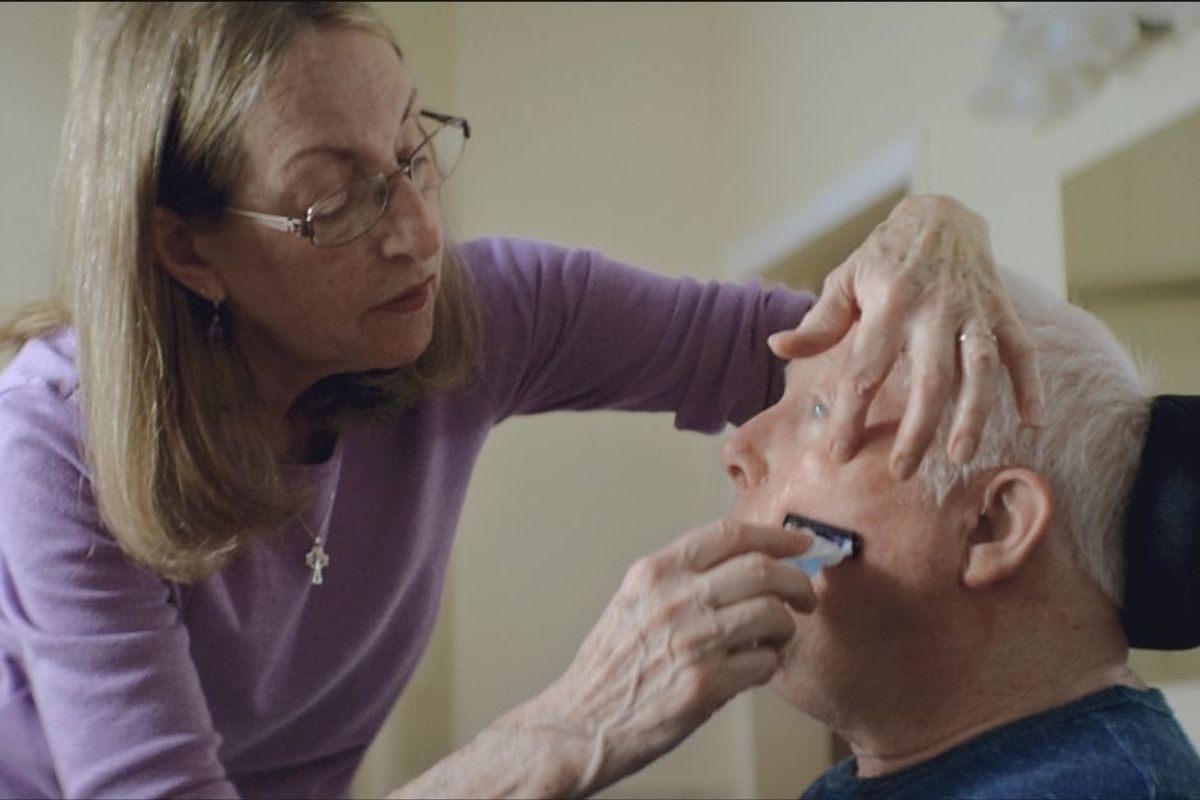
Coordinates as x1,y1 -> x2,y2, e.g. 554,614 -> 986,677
1122,395 -> 1200,650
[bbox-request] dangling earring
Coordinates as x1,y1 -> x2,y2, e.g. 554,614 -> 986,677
207,299 -> 224,345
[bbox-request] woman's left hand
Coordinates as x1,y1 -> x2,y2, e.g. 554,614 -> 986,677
768,194 -> 1045,480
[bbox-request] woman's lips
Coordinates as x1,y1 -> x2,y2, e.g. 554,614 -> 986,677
376,276 -> 434,314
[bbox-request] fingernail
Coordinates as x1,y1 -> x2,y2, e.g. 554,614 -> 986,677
951,434 -> 976,464
830,439 -> 852,463
767,333 -> 782,349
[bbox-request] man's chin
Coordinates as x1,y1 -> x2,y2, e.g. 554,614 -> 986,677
768,662 -> 810,704
769,667 -> 845,733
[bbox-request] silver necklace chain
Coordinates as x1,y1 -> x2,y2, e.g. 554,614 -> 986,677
298,450 -> 342,586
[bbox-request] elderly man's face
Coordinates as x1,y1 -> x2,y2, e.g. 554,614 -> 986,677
722,332 -> 971,716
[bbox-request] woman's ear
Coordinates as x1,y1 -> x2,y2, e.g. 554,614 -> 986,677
961,469 -> 1054,589
153,206 -> 226,302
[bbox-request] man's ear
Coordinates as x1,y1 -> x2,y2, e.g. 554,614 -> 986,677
153,206 -> 226,302
962,468 -> 1054,589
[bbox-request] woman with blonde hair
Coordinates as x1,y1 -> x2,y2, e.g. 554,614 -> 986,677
0,3 -> 1046,797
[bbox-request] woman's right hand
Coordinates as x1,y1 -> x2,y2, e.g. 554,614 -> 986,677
391,519 -> 814,799
534,519 -> 816,795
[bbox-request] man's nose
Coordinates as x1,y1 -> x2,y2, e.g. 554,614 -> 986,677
722,418 -> 769,490
379,176 -> 441,261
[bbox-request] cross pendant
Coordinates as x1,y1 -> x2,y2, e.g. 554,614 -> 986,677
305,537 -> 329,586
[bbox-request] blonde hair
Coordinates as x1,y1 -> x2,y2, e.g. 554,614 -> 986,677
913,273 -> 1150,605
0,2 -> 480,582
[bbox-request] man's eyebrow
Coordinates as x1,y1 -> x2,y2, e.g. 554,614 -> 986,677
281,89 -> 421,174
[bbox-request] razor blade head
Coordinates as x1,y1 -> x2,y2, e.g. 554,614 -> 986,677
782,513 -> 862,558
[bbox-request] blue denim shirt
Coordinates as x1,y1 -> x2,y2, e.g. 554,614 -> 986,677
803,687 -> 1200,799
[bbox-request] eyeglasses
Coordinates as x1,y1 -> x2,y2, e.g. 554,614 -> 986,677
224,110 -> 470,248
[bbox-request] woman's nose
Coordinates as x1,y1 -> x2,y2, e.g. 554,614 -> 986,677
722,418 -> 769,490
379,176 -> 442,261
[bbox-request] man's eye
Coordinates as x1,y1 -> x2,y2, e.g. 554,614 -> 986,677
811,398 -> 830,419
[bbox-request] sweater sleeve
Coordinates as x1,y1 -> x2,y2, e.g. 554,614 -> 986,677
0,384 -> 238,798
459,237 -> 814,431
1122,395 -> 1200,650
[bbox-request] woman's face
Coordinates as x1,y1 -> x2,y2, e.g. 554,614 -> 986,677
196,26 -> 443,406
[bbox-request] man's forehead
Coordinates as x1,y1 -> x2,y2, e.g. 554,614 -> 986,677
783,339 -> 848,388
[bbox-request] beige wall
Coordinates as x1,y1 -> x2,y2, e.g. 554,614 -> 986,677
1086,294 -> 1200,395
448,5 -> 753,797
5,3 -> 1200,799
0,3 -> 73,318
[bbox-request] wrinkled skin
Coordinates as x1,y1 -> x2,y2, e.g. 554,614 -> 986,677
191,29 -> 1052,800
395,520 -> 816,798
724,328 -> 1140,780
394,200 -> 1046,795
155,28 -> 444,436
770,195 -> 1045,479
542,519 -> 817,791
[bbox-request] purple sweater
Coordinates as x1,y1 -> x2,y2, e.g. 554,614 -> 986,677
0,238 -> 811,798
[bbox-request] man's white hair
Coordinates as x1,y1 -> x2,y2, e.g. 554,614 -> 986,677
913,271 -> 1151,605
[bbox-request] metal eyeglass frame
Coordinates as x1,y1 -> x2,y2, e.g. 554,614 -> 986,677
223,110 -> 470,247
